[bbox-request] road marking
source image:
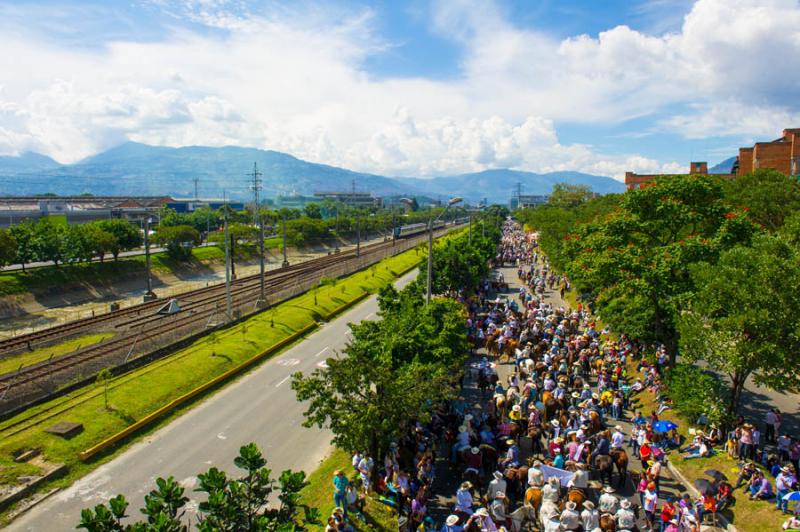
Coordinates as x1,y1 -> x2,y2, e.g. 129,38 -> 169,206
277,358 -> 300,366
275,376 -> 290,387
365,312 -> 374,319
316,360 -> 328,368
315,347 -> 329,357
217,432 -> 227,440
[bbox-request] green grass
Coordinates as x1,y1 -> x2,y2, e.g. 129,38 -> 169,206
0,245 -> 427,525
0,333 -> 114,376
0,246 -> 225,296
300,448 -> 398,531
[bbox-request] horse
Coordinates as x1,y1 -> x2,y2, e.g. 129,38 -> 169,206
609,448 -> 629,489
508,504 -> 536,532
524,487 -> 542,517
594,455 -> 614,486
599,512 -> 617,531
559,488 -> 586,511
527,426 -> 544,457
587,410 -> 604,434
503,466 -> 529,500
480,444 -> 497,477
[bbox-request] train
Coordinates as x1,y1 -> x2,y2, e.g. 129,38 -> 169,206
392,220 -> 446,239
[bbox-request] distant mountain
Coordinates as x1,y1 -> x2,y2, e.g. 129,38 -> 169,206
709,156 -> 737,174
396,169 -> 625,203
0,142 -> 624,202
0,152 -> 61,175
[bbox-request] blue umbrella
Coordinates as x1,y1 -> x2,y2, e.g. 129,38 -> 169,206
652,420 -> 678,433
783,491 -> 800,502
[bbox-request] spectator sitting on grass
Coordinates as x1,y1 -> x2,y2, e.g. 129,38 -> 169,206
682,437 -> 711,460
734,462 -> 757,490
748,469 -> 774,500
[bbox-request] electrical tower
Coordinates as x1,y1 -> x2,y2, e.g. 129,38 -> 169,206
248,162 -> 266,308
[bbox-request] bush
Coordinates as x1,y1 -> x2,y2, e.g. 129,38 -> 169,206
664,363 -> 729,426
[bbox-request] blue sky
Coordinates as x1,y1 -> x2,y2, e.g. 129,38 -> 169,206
1,0 -> 798,178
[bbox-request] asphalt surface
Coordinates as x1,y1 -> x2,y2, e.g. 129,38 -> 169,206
7,269 -> 418,531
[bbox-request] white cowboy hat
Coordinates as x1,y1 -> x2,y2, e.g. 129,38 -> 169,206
592,393 -> 599,400
461,481 -> 473,490
551,419 -> 560,427
474,508 -> 490,517
566,501 -> 577,511
493,471 -> 504,480
512,405 -> 521,412
533,460 -> 543,466
446,515 -> 460,526
583,384 -> 590,389
553,448 -> 561,454
464,414 -> 474,421
615,425 -> 623,431
471,447 -> 480,455
583,501 -> 595,509
603,486 -> 615,493
620,499 -> 632,509
458,425 -> 467,433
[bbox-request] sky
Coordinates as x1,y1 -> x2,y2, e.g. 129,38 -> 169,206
1,0 -> 799,180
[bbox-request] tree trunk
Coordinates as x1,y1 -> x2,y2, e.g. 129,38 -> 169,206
369,436 -> 381,486
727,371 -> 748,419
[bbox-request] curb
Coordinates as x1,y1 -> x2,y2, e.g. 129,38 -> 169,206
78,322 -> 318,462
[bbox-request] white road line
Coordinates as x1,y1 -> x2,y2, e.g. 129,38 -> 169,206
365,312 -> 374,319
275,376 -> 290,388
314,347 -> 329,358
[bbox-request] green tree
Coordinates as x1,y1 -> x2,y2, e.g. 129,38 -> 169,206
0,229 -> 18,268
677,234 -> 800,416
723,168 -> 800,232
563,175 -> 758,363
33,218 -> 68,266
548,183 -> 594,208
9,221 -> 36,271
78,444 -> 316,531
97,219 -> 143,260
292,285 -> 467,472
154,225 -> 201,261
303,203 -> 322,219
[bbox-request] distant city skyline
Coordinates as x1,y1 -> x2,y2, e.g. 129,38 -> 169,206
1,0 -> 799,180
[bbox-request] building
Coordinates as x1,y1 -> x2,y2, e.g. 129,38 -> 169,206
734,128 -> 800,177
510,194 -> 549,209
624,127 -> 800,191
0,196 -> 172,228
166,198 -> 246,212
313,191 -> 382,208
274,194 -> 318,209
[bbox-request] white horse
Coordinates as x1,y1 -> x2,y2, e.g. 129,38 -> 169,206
509,503 -> 537,532
539,501 -> 560,530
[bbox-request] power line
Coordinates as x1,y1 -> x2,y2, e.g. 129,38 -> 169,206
247,162 -> 266,307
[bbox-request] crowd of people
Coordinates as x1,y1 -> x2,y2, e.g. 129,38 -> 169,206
327,219 -> 800,531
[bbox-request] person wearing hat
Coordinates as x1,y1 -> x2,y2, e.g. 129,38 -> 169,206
581,500 -> 599,531
559,500 -> 581,531
466,508 -> 497,532
528,460 -> 545,488
451,425 -> 471,463
542,476 -> 561,503
465,446 -> 482,475
487,471 -> 507,501
509,403 -> 522,423
442,514 -> 463,532
776,466 -> 796,513
489,491 -> 509,529
455,481 -> 474,516
615,498 -> 636,530
500,438 -> 520,469
598,485 -> 619,514
552,447 -> 566,469
611,425 -> 625,450
567,462 -> 589,490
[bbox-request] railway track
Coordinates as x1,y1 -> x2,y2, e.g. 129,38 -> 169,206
0,227 -> 449,392
0,235 -> 398,356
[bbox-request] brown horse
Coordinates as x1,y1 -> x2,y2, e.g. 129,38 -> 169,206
595,455 -> 614,486
599,513 -> 617,531
558,488 -> 586,511
609,448 -> 629,489
587,410 -> 604,435
524,487 -> 543,513
503,466 -> 529,500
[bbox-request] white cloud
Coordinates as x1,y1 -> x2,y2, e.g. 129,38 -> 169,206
0,0 -> 798,180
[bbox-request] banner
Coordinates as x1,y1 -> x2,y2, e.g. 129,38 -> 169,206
541,464 -> 574,487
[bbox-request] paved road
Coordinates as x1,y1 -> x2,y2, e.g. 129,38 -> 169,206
8,270 -> 418,531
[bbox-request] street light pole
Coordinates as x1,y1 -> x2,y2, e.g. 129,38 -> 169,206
143,216 -> 156,302
223,200 -> 232,318
281,210 -> 289,268
468,214 -> 472,245
356,213 -> 360,257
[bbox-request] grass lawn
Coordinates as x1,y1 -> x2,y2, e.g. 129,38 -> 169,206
0,245 -> 427,525
0,333 -> 114,376
300,447 -> 397,531
0,246 -> 227,297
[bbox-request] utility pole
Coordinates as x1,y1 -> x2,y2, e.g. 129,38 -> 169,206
281,210 -> 289,268
427,218 -> 434,304
193,177 -> 199,200
143,216 -> 156,302
468,214 -> 472,245
248,162 -> 266,307
223,193 -> 232,319
334,206 -> 340,253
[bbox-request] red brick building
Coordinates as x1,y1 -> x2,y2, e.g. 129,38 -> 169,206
624,128 -> 800,191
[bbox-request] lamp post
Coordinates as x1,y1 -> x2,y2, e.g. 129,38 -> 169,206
281,210 -> 289,268
426,197 -> 462,304
143,216 -> 157,302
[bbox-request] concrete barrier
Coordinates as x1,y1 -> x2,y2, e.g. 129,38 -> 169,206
78,322 -> 318,462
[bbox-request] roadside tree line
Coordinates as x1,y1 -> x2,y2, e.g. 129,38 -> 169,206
517,170 -> 800,422
291,220 -> 501,476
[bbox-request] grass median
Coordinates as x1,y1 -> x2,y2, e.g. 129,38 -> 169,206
0,244 -> 427,525
0,333 -> 114,376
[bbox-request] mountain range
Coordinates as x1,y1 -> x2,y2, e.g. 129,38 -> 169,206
0,142 -> 628,203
